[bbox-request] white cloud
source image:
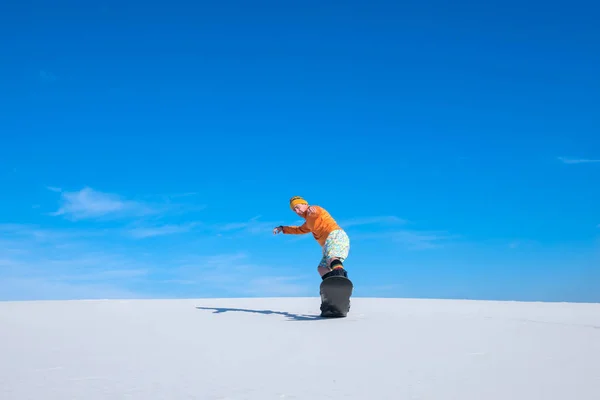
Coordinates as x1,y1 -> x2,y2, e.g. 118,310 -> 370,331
127,223 -> 198,239
39,70 -> 57,82
218,215 -> 280,235
0,221 -> 314,300
390,230 -> 453,250
341,215 -> 406,228
507,239 -> 539,249
49,187 -> 155,220
240,276 -> 312,296
1,188 -> 320,300
349,228 -> 456,250
558,157 -> 600,164
0,223 -> 101,245
46,187 -> 206,224
163,252 -> 313,296
0,223 -> 164,301
0,277 -> 143,301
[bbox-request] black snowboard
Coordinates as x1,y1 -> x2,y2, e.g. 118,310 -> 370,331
319,276 -> 353,317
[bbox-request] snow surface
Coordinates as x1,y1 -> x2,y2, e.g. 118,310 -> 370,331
1,297 -> 599,399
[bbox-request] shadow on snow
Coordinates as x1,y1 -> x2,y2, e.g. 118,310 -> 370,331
196,306 -> 325,321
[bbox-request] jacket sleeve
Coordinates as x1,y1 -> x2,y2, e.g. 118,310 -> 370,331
282,207 -> 321,234
282,222 -> 311,234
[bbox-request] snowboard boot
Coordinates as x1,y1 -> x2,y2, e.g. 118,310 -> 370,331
321,267 -> 348,280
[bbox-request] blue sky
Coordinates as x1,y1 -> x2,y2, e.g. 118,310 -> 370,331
1,0 -> 598,303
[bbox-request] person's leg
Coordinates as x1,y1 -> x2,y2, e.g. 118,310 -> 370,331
317,256 -> 330,277
319,230 -> 350,279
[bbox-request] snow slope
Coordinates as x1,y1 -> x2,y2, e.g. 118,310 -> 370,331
1,297 -> 599,399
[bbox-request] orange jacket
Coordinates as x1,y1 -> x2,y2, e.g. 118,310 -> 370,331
282,206 -> 342,246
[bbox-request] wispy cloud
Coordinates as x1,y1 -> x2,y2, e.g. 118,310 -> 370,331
340,215 -> 406,228
0,184 -> 312,300
39,70 -> 57,82
335,214 -> 451,250
49,187 -> 155,220
508,239 -> 540,249
558,157 -> 600,164
168,252 -> 255,282
0,223 -> 104,245
0,224 -> 152,300
46,187 -> 206,224
0,219 -> 312,300
218,215 -> 280,235
0,278 -> 144,301
127,223 -> 199,239
240,276 -> 312,296
349,227 -> 455,250
164,252 -> 313,296
390,230 -> 454,250
356,283 -> 404,297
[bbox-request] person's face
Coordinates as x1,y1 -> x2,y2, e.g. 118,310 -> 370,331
293,203 -> 308,216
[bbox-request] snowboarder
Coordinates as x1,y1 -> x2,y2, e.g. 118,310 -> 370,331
273,196 -> 350,280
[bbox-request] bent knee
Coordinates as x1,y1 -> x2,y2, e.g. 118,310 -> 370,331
317,266 -> 330,276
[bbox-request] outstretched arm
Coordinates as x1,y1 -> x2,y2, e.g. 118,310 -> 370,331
282,222 -> 311,234
273,206 -> 319,235
273,221 -> 311,235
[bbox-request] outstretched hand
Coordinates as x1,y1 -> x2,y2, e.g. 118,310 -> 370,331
273,226 -> 283,234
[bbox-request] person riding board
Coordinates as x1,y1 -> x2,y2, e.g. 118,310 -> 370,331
273,196 -> 350,279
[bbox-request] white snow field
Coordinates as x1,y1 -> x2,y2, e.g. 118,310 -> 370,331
1,297 -> 599,400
